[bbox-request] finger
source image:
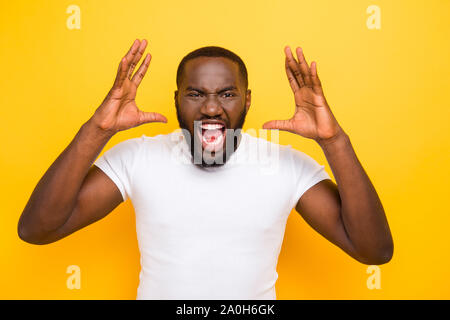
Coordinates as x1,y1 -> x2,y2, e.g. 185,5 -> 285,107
139,111 -> 168,124
113,57 -> 129,88
127,39 -> 148,79
310,61 -> 324,95
132,53 -> 151,87
113,40 -> 139,88
285,46 -> 305,87
262,120 -> 296,134
285,57 -> 300,93
296,47 -> 313,87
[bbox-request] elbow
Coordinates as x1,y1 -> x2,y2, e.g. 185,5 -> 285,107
18,221 -> 47,245
380,244 -> 394,264
18,212 -> 35,244
17,222 -> 35,244
376,236 -> 395,265
364,250 -> 393,265
17,216 -> 28,241
358,242 -> 394,265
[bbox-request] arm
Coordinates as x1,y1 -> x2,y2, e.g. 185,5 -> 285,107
263,46 -> 393,265
18,120 -> 118,244
297,135 -> 393,265
18,39 -> 167,245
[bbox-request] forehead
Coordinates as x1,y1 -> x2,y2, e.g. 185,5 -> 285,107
180,57 -> 242,90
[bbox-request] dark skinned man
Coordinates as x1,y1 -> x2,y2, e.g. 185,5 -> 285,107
18,39 -> 393,299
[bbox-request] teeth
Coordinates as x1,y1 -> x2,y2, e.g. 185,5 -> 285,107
201,123 -> 224,130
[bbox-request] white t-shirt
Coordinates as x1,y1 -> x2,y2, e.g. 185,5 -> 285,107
94,129 -> 330,300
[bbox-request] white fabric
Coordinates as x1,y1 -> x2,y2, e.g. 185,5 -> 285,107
94,130 -> 330,300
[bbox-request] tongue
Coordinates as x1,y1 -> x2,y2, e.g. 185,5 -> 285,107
203,129 -> 222,143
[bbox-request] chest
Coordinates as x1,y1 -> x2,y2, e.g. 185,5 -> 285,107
131,163 -> 294,238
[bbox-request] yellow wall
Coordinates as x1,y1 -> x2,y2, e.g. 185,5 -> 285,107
1,0 -> 449,299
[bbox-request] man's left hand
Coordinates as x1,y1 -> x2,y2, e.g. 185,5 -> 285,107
263,46 -> 344,144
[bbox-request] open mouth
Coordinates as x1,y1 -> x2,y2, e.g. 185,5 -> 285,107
195,122 -> 226,152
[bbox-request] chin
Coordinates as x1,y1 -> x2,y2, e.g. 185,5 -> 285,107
193,146 -> 227,167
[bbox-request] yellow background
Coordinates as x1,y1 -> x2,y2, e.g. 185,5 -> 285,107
1,0 -> 449,299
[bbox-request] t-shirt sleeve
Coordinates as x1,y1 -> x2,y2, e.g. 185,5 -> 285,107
289,146 -> 331,208
93,137 -> 142,202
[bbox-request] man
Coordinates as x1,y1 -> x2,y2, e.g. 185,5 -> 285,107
18,39 -> 393,299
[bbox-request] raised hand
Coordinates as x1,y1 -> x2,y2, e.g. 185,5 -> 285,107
262,46 -> 343,143
90,39 -> 167,135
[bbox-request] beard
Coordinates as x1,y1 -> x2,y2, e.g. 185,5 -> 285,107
175,102 -> 248,168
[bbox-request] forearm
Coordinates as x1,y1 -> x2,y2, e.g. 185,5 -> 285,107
18,118 -> 113,239
318,131 -> 393,264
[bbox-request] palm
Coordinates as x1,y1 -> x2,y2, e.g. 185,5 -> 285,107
114,101 -> 143,131
263,46 -> 341,141
92,39 -> 167,134
102,82 -> 142,131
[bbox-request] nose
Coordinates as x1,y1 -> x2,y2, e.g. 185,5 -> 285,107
200,94 -> 223,117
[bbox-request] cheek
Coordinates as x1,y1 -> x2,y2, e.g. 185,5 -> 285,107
225,104 -> 246,125
177,105 -> 197,127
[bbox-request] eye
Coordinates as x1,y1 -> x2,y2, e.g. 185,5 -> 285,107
188,92 -> 201,98
222,92 -> 236,98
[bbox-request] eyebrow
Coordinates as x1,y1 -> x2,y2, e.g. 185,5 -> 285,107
185,86 -> 238,94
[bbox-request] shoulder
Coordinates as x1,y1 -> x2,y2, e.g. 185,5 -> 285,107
237,132 -> 299,175
242,132 -> 325,172
139,131 -> 184,154
100,136 -> 143,158
242,132 -> 289,154
242,132 -> 300,162
101,132 -> 174,159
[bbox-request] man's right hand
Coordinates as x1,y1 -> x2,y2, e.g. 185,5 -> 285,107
90,39 -> 168,136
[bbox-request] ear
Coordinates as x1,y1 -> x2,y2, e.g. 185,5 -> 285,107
245,89 -> 251,113
174,90 -> 180,109
174,90 -> 179,107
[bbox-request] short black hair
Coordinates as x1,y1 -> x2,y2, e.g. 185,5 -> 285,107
176,46 -> 248,89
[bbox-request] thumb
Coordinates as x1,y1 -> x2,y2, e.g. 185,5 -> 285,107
139,111 -> 168,125
262,120 -> 295,133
